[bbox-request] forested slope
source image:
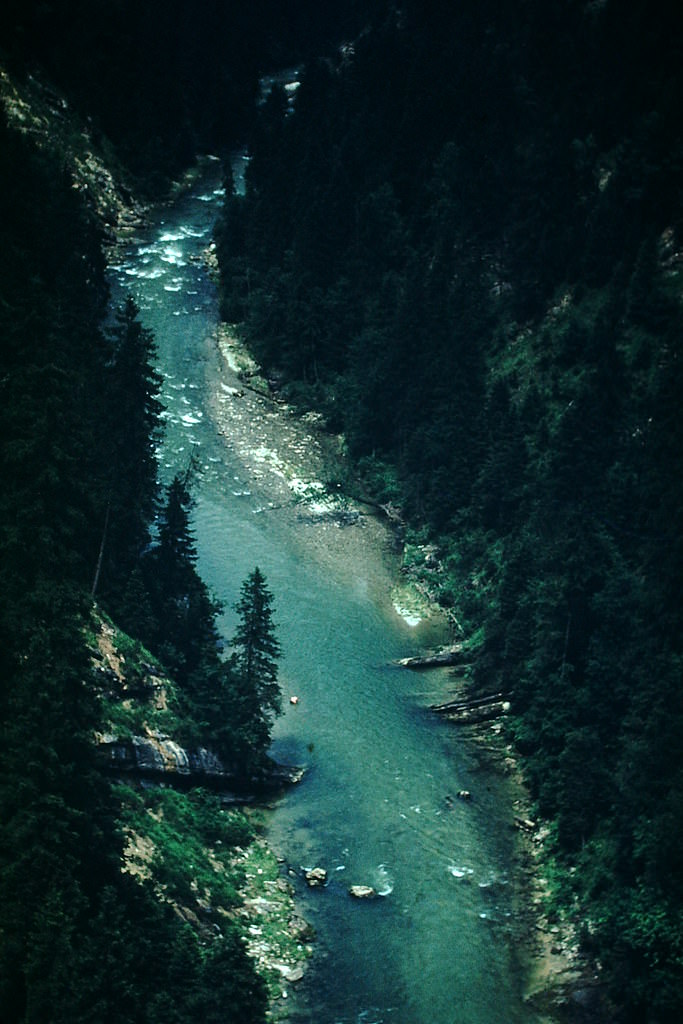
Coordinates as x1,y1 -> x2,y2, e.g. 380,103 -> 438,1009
215,2 -> 683,1019
0,4 -> 329,1010
0,0 -> 381,191
0,91 -> 291,1019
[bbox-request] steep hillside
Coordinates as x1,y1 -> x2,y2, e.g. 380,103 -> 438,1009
0,65 -> 298,1021
215,3 -> 683,1019
0,0 -> 383,192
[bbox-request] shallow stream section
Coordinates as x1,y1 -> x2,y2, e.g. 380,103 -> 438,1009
108,160 -> 542,1024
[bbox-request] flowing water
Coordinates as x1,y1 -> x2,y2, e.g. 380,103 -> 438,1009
108,158 -> 542,1024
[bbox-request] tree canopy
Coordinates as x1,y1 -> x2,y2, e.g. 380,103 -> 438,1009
214,3 -> 683,1018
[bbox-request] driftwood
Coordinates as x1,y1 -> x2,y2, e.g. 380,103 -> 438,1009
430,692 -> 512,725
430,691 -> 506,713
397,644 -> 468,669
440,702 -> 510,725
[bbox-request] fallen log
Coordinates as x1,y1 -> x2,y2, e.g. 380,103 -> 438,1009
439,700 -> 511,726
397,644 -> 468,669
430,691 -> 507,713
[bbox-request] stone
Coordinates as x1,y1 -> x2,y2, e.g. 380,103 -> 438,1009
305,867 -> 328,887
278,965 -> 305,983
288,915 -> 315,941
349,885 -> 376,899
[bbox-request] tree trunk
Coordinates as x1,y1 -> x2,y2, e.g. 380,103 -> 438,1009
397,644 -> 468,669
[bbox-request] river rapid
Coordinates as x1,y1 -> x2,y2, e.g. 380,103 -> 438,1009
108,158 -> 544,1024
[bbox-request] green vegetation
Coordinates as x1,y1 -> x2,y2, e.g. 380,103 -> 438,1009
228,568 -> 283,775
3,0 -> 682,1020
115,784 -> 253,910
215,2 -> 683,1019
0,59 -> 286,1020
233,835 -> 314,1007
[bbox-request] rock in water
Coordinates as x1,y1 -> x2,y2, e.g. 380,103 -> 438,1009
349,885 -> 376,899
305,867 -> 328,887
288,915 -> 315,941
281,965 -> 305,983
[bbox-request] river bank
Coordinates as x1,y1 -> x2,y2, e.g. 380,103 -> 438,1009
1,56 -> 582,1023
203,324 -> 599,1022
102,147 -> 594,1023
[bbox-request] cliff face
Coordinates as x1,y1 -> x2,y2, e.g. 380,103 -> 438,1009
96,731 -> 303,795
96,731 -> 225,779
91,615 -> 302,795
0,62 -> 144,239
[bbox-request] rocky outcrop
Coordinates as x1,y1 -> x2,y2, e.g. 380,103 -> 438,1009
95,730 -> 304,797
0,64 -> 146,245
304,868 -> 328,888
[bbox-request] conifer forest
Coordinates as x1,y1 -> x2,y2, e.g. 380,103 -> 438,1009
1,3 -> 682,1023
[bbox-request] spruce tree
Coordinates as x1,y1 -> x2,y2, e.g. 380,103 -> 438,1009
97,296 -> 163,606
228,568 -> 282,775
144,471 -> 221,689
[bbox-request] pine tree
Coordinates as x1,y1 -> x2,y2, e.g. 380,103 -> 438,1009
228,568 -> 282,774
145,470 -> 221,688
97,296 -> 163,605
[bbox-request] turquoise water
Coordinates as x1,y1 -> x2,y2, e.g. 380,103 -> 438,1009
108,161 -> 540,1024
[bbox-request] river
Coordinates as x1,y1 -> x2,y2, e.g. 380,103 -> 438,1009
108,158 -> 543,1024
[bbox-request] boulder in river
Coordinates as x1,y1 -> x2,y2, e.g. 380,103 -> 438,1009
276,964 -> 305,983
349,885 -> 376,899
305,867 -> 328,887
288,915 -> 315,941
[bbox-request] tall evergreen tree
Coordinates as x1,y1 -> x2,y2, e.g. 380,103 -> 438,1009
96,296 -> 163,606
143,470 -> 221,689
227,568 -> 282,774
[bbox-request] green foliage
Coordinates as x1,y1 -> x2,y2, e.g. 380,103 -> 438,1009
116,785 -> 254,910
141,471 -> 222,689
4,0 -> 683,1018
0,92 -> 273,1022
95,295 -> 164,607
216,3 -> 683,1017
226,568 -> 283,775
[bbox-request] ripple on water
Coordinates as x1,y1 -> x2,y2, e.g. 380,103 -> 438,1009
448,864 -> 474,878
107,163 -> 534,1024
373,863 -> 394,896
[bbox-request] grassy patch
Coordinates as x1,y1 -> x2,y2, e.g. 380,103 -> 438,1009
116,784 -> 253,911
